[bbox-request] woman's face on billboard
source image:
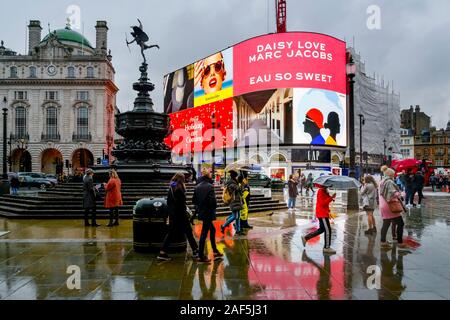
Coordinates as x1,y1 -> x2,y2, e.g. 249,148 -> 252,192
201,53 -> 226,94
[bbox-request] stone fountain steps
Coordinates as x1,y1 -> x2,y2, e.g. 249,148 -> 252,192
0,182 -> 287,219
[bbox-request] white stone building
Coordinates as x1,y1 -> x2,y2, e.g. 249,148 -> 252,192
0,20 -> 118,175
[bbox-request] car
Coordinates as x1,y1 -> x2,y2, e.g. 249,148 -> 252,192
18,175 -> 53,190
270,178 -> 286,190
19,172 -> 57,186
246,172 -> 272,188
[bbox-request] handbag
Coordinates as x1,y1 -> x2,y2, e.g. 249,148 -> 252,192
387,197 -> 404,214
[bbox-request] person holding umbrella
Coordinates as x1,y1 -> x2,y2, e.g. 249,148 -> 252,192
301,183 -> 337,254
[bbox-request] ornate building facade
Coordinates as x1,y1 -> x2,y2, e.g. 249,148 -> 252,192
0,20 -> 118,175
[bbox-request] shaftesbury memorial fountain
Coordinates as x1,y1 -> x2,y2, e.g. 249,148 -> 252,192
94,20 -> 189,253
95,19 -> 189,182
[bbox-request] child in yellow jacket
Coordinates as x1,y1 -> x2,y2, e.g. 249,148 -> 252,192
239,176 -> 253,229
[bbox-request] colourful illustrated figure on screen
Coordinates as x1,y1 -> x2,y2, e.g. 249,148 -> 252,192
324,112 -> 341,146
194,52 -> 227,94
303,108 -> 325,145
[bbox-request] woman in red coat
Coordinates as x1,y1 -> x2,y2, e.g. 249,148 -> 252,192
302,185 -> 337,254
104,169 -> 123,227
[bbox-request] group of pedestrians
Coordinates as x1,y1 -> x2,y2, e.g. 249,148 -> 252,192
429,173 -> 449,192
402,169 -> 425,208
301,165 -> 414,255
286,170 -> 315,210
82,168 -> 123,227
157,168 -> 225,263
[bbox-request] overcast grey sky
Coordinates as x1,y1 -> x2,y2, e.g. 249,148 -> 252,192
1,0 -> 449,129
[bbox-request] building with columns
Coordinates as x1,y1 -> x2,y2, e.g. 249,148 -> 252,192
0,20 -> 118,175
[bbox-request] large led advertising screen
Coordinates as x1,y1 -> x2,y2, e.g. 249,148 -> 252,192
163,32 -> 347,153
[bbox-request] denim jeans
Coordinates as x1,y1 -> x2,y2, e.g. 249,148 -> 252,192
223,210 -> 241,232
288,197 -> 296,208
10,187 -> 18,195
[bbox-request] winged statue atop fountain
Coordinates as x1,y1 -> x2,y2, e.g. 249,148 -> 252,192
126,19 -> 159,64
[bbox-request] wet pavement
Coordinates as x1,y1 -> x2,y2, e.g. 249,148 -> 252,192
0,189 -> 449,300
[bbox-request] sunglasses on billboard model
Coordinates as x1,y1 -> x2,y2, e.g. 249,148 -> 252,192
203,60 -> 224,77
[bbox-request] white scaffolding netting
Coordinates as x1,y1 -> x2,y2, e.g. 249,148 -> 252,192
349,47 -> 401,158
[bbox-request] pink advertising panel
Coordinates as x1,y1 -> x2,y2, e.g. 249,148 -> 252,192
233,32 -> 346,96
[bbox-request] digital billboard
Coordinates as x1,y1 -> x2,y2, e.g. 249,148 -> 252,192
164,32 -> 347,153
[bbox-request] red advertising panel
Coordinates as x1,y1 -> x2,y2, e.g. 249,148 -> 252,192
233,33 -> 346,96
165,98 -> 234,153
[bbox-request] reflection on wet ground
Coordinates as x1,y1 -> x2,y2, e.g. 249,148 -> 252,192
0,191 -> 449,300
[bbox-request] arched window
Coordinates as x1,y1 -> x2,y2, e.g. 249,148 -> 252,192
86,66 -> 94,78
76,106 -> 89,137
68,66 -> 75,78
15,106 -> 27,138
10,66 -> 17,78
29,66 -> 36,78
46,106 -> 58,137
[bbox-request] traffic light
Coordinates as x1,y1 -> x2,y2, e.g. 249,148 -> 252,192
96,157 -> 101,165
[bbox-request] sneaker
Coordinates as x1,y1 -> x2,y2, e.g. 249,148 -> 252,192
301,236 -> 307,247
213,252 -> 224,260
416,204 -> 421,209
197,257 -> 211,263
157,253 -> 171,261
235,231 -> 245,236
323,247 -> 336,254
380,242 -> 392,248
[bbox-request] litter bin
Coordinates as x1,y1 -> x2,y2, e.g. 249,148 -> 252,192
133,197 -> 187,253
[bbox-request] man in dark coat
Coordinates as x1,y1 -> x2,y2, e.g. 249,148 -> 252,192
413,171 -> 425,208
83,169 -> 100,227
192,167 -> 223,262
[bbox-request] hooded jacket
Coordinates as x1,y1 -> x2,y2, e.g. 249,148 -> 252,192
192,175 -> 217,221
315,187 -> 335,218
226,178 -> 243,212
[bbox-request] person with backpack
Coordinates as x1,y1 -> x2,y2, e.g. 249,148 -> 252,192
239,176 -> 253,229
301,184 -> 337,254
158,172 -> 199,261
220,170 -> 244,236
192,167 -> 223,263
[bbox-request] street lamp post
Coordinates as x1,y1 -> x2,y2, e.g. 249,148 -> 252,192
346,56 -> 357,178
211,112 -> 216,182
358,113 -> 365,179
1,97 -> 10,195
346,55 -> 359,210
7,134 -> 12,172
